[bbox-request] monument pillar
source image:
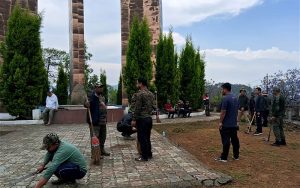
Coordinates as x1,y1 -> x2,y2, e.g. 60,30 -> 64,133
120,0 -> 161,106
69,0 -> 86,104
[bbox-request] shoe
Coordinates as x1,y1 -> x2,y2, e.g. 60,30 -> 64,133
215,158 -> 227,163
52,179 -> 75,185
135,157 -> 148,162
271,141 -> 281,146
232,157 -> 239,161
101,150 -> 110,156
280,140 -> 287,146
253,132 -> 262,136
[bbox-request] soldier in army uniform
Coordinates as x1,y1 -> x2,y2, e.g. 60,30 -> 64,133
84,84 -> 110,156
271,87 -> 286,146
131,78 -> 155,161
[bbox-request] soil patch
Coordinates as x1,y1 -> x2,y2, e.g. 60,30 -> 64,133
154,120 -> 300,187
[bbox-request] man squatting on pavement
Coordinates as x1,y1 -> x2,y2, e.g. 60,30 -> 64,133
34,133 -> 87,187
84,83 -> 110,156
131,77 -> 155,161
270,87 -> 287,146
217,83 -> 240,162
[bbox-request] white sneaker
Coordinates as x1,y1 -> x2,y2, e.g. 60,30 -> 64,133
253,132 -> 262,136
215,158 -> 227,162
233,157 -> 239,161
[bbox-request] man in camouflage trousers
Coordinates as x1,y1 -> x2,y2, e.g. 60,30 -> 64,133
271,87 -> 286,146
131,77 -> 155,161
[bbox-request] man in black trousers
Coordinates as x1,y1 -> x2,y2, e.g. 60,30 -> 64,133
254,87 -> 267,136
131,78 -> 155,161
217,83 -> 240,162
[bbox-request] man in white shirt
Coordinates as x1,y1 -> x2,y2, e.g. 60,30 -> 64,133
43,91 -> 59,125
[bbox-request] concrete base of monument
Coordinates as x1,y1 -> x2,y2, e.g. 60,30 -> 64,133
52,105 -> 124,124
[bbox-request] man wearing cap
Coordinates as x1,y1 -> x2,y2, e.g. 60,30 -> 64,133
34,133 -> 87,187
84,83 -> 110,156
237,88 -> 250,124
270,87 -> 287,146
217,83 -> 240,162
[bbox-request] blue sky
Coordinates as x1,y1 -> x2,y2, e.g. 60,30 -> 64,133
38,0 -> 299,86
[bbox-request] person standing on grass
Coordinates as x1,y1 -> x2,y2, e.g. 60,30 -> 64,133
254,87 -> 267,136
43,91 -> 59,125
237,88 -> 250,124
270,87 -> 287,146
131,77 -> 155,162
217,83 -> 240,162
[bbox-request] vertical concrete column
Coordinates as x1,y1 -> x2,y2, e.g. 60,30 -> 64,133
69,0 -> 86,104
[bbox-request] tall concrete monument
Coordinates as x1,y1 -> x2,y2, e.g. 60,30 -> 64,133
69,0 -> 86,104
121,0 -> 162,106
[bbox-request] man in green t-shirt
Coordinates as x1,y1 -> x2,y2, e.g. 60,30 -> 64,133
34,133 -> 87,187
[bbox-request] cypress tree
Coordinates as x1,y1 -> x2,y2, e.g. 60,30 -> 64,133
0,5 -> 47,118
56,65 -> 68,105
179,37 -> 205,109
116,74 -> 122,105
123,16 -> 152,103
155,30 -> 177,107
100,70 -> 108,104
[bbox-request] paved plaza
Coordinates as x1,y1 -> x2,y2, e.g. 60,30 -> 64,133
0,115 -> 231,187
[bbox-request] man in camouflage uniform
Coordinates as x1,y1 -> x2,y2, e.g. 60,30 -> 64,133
131,78 -> 155,161
271,87 -> 286,146
84,84 -> 110,156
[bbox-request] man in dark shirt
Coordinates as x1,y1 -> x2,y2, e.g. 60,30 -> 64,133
249,92 -> 256,125
271,87 -> 286,146
131,77 -> 155,161
262,91 -> 272,127
217,83 -> 240,162
237,88 -> 250,124
84,84 -> 110,157
254,87 -> 267,135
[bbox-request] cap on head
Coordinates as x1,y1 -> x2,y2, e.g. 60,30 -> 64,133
240,88 -> 246,93
40,133 -> 60,150
95,83 -> 104,88
273,87 -> 280,93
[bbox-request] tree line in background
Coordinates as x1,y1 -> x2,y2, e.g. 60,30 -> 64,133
0,5 -> 112,118
261,68 -> 300,105
123,17 -> 206,110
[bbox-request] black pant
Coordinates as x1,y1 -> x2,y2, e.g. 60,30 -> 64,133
256,112 -> 263,133
54,162 -> 86,181
137,117 -> 152,160
220,127 -> 240,160
262,110 -> 269,127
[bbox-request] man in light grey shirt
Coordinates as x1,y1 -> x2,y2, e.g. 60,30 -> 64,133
43,91 -> 59,125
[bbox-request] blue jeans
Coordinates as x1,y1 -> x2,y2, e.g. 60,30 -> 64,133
54,162 -> 86,181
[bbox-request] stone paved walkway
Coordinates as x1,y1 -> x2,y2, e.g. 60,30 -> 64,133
0,115 -> 231,188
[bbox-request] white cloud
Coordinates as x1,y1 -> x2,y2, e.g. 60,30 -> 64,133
163,30 -> 186,47
203,47 -> 300,86
89,62 -> 121,86
162,0 -> 263,27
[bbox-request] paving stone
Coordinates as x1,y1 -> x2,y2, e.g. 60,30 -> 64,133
0,114 -> 230,187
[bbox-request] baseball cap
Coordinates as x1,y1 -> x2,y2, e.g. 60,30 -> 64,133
40,133 -> 60,150
95,83 -> 104,88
